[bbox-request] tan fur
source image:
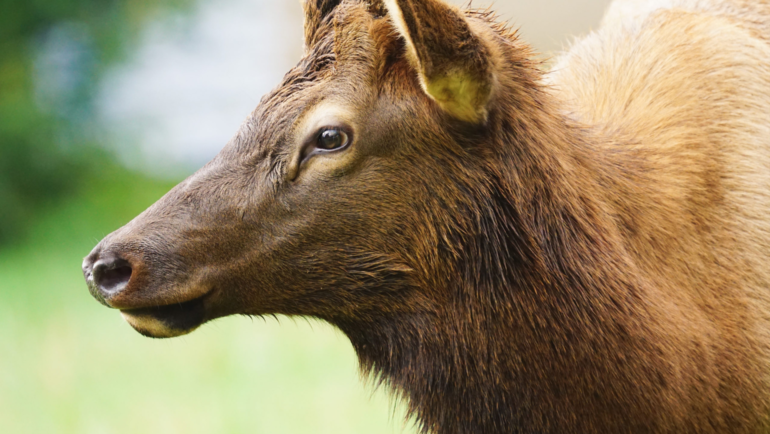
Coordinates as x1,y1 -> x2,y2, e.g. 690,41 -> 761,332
83,0 -> 770,432
543,1 -> 770,430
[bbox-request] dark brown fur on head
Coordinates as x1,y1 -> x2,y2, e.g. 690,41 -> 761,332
83,0 -> 770,432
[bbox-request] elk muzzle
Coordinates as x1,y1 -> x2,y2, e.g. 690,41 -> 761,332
82,242 -> 208,338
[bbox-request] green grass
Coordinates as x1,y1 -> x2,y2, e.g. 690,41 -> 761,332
0,170 -> 416,434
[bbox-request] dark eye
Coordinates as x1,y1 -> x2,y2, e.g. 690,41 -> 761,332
298,126 -> 353,166
316,128 -> 348,150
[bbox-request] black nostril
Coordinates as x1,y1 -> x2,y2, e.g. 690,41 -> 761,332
92,258 -> 133,296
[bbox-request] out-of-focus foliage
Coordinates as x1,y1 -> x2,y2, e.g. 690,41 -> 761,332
0,0 -> 191,244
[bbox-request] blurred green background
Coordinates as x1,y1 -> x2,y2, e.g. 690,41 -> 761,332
0,0 -> 609,432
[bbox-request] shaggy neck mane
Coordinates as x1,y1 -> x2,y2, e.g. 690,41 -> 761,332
332,10 -> 668,434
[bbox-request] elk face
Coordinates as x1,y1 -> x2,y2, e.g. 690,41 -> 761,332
82,0 -> 504,338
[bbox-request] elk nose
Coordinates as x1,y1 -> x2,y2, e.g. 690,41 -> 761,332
82,253 -> 133,306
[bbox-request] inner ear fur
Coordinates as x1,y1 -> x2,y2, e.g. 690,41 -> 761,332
384,0 -> 495,123
304,0 -> 343,49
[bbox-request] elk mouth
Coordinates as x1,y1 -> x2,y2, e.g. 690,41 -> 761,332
119,294 -> 208,338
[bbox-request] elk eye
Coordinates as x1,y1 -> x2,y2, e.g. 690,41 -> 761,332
297,126 -> 352,167
316,128 -> 348,150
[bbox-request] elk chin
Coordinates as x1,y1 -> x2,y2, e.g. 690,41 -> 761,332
119,296 -> 206,338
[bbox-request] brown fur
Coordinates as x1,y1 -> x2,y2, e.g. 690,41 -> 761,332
83,0 -> 770,432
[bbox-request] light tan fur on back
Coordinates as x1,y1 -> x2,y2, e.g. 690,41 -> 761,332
601,0 -> 770,39
550,0 -> 770,427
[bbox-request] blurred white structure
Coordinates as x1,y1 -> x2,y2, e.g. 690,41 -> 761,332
98,0 -> 611,175
479,0 -> 613,55
98,0 -> 303,174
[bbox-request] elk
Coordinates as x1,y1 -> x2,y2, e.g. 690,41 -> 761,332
82,0 -> 770,432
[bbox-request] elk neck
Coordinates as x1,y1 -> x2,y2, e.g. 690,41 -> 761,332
331,63 -> 679,433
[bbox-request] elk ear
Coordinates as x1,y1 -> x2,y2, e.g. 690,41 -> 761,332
303,0 -> 342,49
384,0 -> 494,123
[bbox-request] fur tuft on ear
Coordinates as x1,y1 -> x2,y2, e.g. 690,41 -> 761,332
384,0 -> 495,123
303,0 -> 343,49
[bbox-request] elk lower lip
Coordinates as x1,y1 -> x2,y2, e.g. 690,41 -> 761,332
120,295 -> 207,338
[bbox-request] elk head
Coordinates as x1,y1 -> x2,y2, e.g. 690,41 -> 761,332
82,0 -> 536,340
